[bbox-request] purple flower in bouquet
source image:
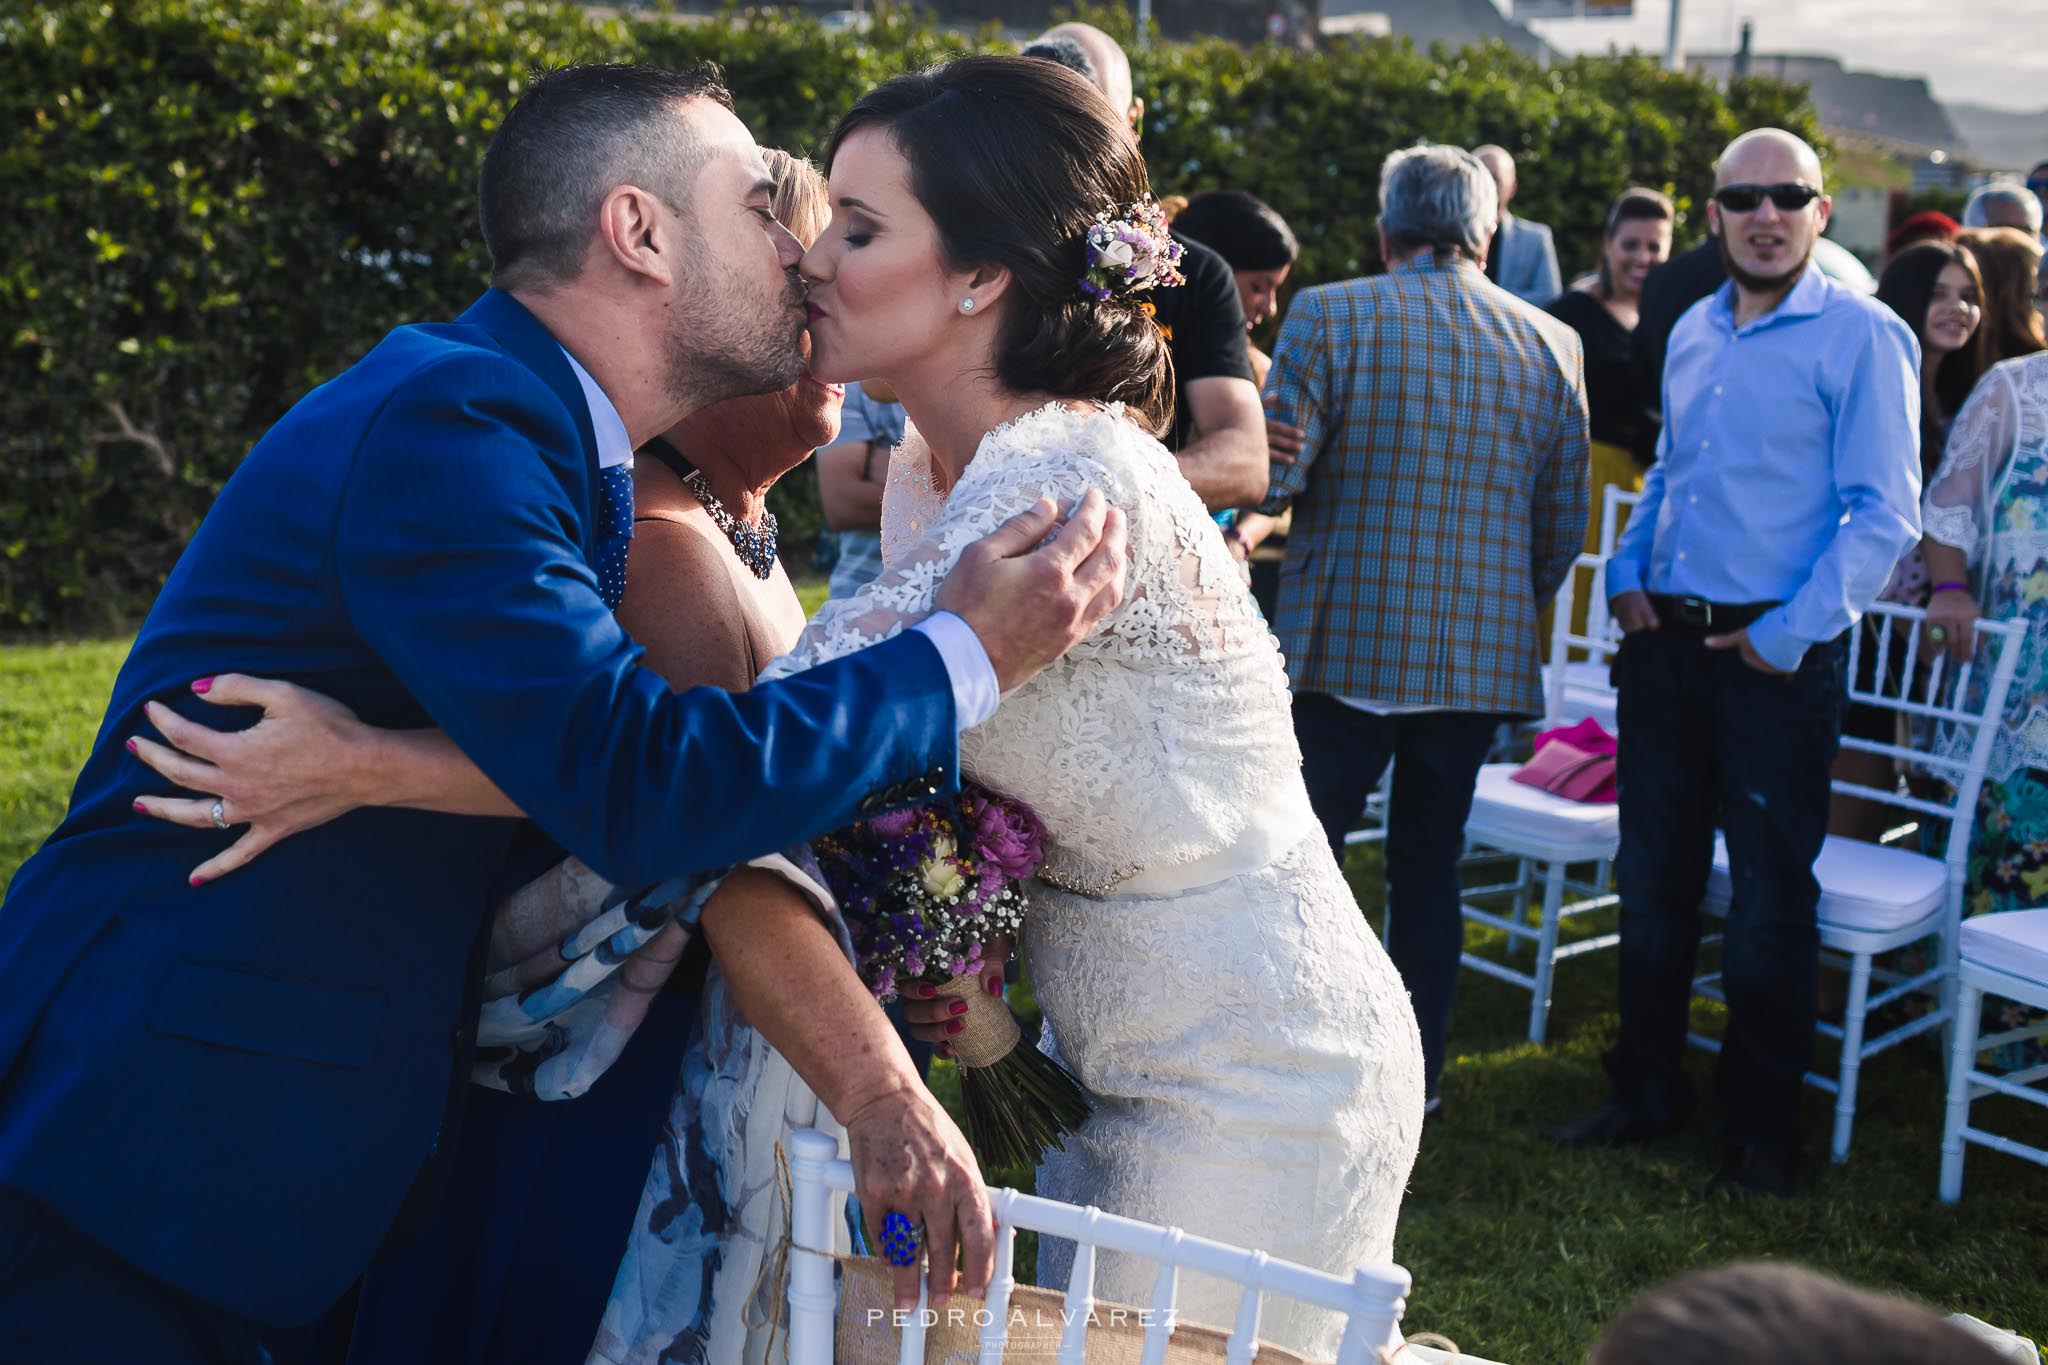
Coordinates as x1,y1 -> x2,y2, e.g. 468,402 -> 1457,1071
968,860 -> 1006,911
968,792 -> 1046,882
865,807 -> 920,841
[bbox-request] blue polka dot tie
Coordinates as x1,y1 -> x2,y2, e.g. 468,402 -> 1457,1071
595,462 -> 634,611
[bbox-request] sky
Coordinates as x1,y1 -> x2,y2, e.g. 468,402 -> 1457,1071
1500,0 -> 2048,113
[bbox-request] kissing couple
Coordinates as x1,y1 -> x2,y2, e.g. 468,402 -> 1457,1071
0,56 -> 1423,1365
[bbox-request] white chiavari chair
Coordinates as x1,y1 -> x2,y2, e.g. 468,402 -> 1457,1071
1450,554 -> 1623,1043
1939,908 -> 2048,1201
1689,602 -> 2024,1162
786,1129 -> 1414,1365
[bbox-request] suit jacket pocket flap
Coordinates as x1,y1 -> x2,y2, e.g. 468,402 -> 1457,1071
150,958 -> 384,1068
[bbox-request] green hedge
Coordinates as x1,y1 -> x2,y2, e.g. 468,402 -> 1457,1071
2,0 -> 1822,631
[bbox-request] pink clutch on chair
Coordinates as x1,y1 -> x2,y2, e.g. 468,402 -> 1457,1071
1510,717 -> 1618,804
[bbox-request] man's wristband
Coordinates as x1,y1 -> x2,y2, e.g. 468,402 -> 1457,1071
1931,581 -> 1972,596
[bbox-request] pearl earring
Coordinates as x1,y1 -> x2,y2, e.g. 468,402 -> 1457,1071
959,297 -> 976,314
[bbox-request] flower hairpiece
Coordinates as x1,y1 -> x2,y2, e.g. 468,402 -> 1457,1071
1077,198 -> 1186,302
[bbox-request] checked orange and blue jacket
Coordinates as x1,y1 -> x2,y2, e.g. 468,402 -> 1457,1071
1260,252 -> 1591,718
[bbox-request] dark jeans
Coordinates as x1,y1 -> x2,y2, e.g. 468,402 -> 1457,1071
1603,629 -> 1846,1155
0,1188 -> 270,1365
1293,692 -> 1506,1099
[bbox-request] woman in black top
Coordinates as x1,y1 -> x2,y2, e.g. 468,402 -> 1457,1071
1168,189 -> 1301,615
1545,188 -> 1674,533
1538,188 -> 1671,645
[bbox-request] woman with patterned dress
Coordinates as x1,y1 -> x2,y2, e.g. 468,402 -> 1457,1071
1923,349 -> 2048,1071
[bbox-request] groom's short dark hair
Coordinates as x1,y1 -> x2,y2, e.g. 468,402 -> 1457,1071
480,62 -> 734,293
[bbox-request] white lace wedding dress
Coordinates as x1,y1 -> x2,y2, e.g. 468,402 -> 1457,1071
762,402 -> 1424,1357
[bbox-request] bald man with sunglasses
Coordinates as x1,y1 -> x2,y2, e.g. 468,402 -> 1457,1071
1547,129 -> 1923,1198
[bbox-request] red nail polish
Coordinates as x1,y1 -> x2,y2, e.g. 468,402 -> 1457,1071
949,999 -> 968,1017
986,976 -> 1003,997
915,984 -> 936,998
133,800 -> 147,814
189,874 -> 206,888
191,677 -> 214,694
126,739 -> 138,755
946,1019 -> 964,1035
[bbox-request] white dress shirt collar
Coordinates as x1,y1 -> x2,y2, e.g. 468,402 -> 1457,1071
558,347 -> 634,470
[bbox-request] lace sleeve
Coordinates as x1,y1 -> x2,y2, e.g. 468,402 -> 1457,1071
761,408 -> 1141,684
1924,365 -> 2021,563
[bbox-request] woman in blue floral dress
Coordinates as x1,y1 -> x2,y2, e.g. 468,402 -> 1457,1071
1923,348 -> 2048,1071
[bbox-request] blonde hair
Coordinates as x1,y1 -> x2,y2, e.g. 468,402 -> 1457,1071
763,148 -> 830,246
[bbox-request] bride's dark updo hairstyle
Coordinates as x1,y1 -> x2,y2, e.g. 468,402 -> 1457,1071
824,55 -> 1175,435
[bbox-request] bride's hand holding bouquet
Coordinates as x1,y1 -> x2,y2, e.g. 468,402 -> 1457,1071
814,782 -> 1090,1174
902,935 -> 1009,1065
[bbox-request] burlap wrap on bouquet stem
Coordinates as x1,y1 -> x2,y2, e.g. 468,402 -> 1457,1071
932,973 -> 1021,1069
921,972 -> 1091,1172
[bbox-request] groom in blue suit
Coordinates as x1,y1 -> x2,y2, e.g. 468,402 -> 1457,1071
0,64 -> 1124,1362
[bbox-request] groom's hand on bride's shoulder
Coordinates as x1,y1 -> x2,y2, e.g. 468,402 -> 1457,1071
934,489 -> 1129,693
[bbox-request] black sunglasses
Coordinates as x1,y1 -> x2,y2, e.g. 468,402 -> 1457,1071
1712,182 -> 1822,213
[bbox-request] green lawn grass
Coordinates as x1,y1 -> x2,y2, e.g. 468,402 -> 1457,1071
0,635 -> 133,893
2,630 -> 2043,1362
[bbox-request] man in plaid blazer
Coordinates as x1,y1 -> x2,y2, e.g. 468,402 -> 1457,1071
1262,143 -> 1590,1109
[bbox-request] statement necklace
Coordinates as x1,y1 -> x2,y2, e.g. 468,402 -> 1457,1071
684,470 -> 778,580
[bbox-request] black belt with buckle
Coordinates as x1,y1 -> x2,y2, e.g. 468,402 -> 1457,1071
1645,594 -> 1779,635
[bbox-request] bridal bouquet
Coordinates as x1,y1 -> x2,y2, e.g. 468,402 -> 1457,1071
814,783 -> 1090,1171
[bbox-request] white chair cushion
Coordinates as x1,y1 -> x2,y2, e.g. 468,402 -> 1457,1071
1960,908 -> 2048,985
1465,762 -> 1620,860
1706,833 -> 1946,933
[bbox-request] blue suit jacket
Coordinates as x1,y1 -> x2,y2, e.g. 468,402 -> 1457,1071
0,290 -> 960,1326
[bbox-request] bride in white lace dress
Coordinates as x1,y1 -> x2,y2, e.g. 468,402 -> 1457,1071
777,57 -> 1425,1355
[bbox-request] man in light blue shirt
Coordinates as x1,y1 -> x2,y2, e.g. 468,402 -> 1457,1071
1549,129 -> 1922,1197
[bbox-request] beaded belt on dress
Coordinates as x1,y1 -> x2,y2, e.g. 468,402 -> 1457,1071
1034,781 -> 1320,899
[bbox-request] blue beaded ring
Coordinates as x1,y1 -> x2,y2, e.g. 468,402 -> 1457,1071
880,1211 -> 923,1268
